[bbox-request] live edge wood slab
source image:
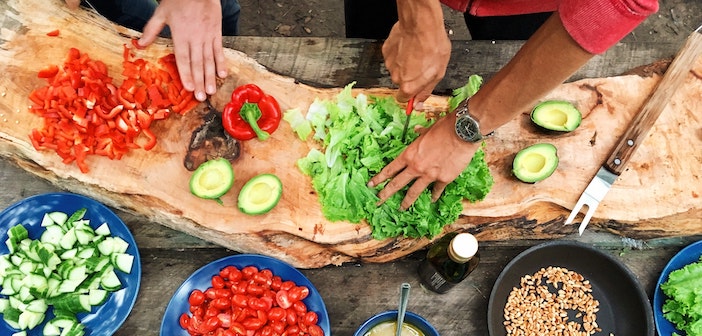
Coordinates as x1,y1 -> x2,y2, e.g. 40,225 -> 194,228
1,0 -> 702,269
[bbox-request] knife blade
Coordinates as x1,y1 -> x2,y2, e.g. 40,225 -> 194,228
565,24 -> 702,235
400,97 -> 415,142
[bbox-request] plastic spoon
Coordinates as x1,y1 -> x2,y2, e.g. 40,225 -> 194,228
396,283 -> 411,336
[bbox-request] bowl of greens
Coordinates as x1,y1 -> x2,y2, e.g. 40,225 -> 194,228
654,240 -> 702,336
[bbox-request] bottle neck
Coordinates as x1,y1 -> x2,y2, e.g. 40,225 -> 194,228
447,242 -> 473,264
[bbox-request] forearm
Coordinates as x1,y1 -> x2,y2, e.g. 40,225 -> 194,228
470,14 -> 594,134
396,0 -> 444,33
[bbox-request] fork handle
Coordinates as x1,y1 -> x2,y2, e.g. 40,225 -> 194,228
604,30 -> 702,176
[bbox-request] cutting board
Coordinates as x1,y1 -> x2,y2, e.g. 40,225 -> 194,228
2,0 -> 702,268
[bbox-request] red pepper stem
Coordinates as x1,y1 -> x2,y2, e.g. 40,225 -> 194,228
240,102 -> 270,141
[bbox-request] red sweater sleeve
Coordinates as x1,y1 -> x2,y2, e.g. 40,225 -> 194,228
440,0 -> 659,54
559,0 -> 658,54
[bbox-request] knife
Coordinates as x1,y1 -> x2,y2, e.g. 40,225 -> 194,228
565,24 -> 702,235
400,97 -> 415,142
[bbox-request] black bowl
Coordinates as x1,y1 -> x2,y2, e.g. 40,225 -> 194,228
487,240 -> 654,336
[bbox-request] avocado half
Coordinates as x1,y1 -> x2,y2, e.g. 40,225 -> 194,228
512,143 -> 559,183
531,100 -> 582,132
238,174 -> 283,215
189,158 -> 235,202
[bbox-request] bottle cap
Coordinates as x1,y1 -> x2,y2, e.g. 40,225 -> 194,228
449,233 -> 478,262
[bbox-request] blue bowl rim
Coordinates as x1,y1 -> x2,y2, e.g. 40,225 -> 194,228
354,310 -> 439,336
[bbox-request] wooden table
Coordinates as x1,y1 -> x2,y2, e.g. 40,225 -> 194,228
2,37 -> 701,336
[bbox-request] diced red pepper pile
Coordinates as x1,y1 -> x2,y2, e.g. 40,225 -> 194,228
28,43 -> 198,173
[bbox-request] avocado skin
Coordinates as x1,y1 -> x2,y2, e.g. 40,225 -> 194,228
512,143 -> 559,183
238,174 -> 283,215
530,100 -> 582,132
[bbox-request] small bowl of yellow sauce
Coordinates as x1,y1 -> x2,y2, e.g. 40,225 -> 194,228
354,310 -> 439,336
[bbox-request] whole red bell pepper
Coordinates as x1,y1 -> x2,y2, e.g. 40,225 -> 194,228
222,84 -> 282,141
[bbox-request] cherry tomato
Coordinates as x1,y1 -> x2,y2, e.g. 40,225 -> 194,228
179,313 -> 191,329
241,266 -> 258,279
276,290 -> 292,309
242,317 -> 265,330
308,324 -> 325,336
268,307 -> 286,321
212,297 -> 230,310
289,286 -> 309,302
303,311 -> 319,325
292,301 -> 307,315
212,275 -> 226,289
188,289 -> 206,306
202,316 -> 221,332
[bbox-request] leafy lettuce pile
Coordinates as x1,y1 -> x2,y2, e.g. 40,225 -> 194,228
285,77 -> 493,240
661,256 -> 702,335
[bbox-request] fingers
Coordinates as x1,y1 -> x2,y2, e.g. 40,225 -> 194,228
368,158 -> 406,189
138,13 -> 166,49
401,177 -> 432,210
431,181 -> 448,202
213,35 -> 228,79
65,0 -> 81,10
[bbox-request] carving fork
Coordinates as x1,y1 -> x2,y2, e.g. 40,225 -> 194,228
565,24 -> 702,235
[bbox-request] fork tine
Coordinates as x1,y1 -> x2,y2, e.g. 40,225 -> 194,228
578,205 -> 598,235
565,197 -> 587,225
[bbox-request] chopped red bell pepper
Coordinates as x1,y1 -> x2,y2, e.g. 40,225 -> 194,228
28,45 -> 197,173
47,29 -> 60,37
222,84 -> 282,141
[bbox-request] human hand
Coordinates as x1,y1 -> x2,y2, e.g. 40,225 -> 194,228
138,0 -> 228,102
64,0 -> 80,10
368,112 -> 479,210
382,2 -> 451,105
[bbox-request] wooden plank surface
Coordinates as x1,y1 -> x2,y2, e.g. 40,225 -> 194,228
2,2 -> 702,334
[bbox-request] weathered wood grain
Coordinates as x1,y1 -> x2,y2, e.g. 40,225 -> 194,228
1,0 -> 702,270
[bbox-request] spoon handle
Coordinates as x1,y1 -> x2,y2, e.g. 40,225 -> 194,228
396,283 -> 411,336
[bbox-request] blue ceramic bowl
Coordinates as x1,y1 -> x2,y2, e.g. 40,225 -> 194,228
0,192 -> 141,336
654,240 -> 702,336
161,254 -> 330,336
354,310 -> 439,336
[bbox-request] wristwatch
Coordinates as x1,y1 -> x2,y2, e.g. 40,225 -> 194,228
454,99 -> 484,142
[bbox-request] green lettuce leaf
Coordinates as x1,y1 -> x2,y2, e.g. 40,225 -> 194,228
661,256 -> 702,335
297,80 -> 493,240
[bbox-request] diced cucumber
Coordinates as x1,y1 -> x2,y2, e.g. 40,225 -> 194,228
88,289 -> 108,306
12,331 -> 28,336
100,269 -> 122,292
64,208 -> 87,229
74,228 -> 94,246
59,228 -> 77,250
8,225 -> 29,242
76,247 -> 95,259
47,211 -> 69,226
94,223 -> 111,236
60,248 -> 78,260
0,297 -> 8,312
58,279 -> 83,294
41,225 -> 65,247
17,310 -> 45,330
43,320 -> 61,336
112,253 -> 134,274
53,294 -> 90,314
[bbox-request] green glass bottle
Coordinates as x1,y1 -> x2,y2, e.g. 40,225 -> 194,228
417,232 -> 480,294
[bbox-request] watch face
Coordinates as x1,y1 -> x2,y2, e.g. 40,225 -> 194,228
455,115 -> 483,142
